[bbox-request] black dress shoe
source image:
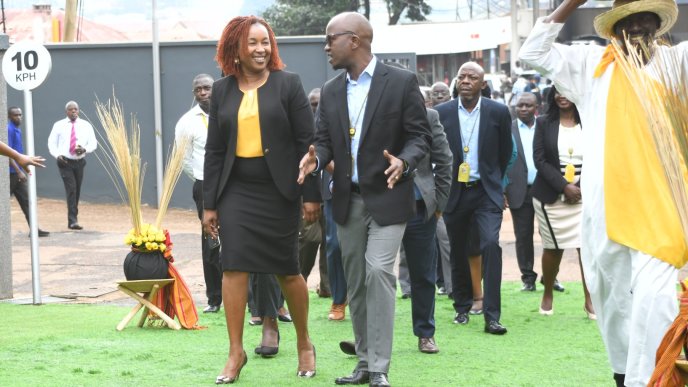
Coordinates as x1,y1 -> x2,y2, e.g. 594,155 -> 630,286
521,282 -> 536,292
203,305 -> 220,313
453,312 -> 469,325
553,279 -> 565,292
484,320 -> 508,335
255,332 -> 280,358
68,223 -> 83,230
369,372 -> 390,387
339,340 -> 356,355
28,229 -> 51,238
277,313 -> 292,322
334,370 -> 369,385
541,277 -> 565,292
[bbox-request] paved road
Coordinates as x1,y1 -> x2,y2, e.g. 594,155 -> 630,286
6,198 -> 612,305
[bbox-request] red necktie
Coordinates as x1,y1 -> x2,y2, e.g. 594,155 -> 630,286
69,121 -> 77,155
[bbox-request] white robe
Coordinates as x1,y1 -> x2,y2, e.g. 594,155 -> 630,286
520,18 -> 688,387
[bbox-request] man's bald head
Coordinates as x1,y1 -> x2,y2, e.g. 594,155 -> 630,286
325,12 -> 374,76
430,82 -> 450,106
327,12 -> 373,47
458,62 -> 485,79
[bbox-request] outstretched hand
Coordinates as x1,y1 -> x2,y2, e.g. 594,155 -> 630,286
383,150 -> 404,189
18,154 -> 45,170
298,145 -> 317,185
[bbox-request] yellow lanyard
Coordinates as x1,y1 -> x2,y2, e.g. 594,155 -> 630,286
201,113 -> 208,129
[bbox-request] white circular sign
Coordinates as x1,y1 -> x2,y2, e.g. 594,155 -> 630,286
2,41 -> 52,91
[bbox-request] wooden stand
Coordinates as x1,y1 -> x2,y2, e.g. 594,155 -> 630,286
116,279 -> 181,331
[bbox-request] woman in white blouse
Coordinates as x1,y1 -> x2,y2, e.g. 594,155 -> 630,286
530,85 -> 594,318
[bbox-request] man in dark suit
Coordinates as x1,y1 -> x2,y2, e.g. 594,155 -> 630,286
399,106 -> 452,354
299,12 -> 431,387
504,92 -> 539,292
435,62 -> 512,335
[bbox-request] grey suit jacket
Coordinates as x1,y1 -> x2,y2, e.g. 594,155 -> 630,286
505,119 -> 531,209
414,108 -> 453,220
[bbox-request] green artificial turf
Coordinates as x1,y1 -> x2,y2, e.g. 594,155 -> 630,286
0,281 -> 611,386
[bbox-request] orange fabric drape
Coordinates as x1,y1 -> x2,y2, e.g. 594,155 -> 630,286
151,230 -> 201,329
648,281 -> 688,386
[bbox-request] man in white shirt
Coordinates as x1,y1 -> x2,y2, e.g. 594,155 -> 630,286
175,73 -> 222,313
520,1 -> 688,385
47,101 -> 97,230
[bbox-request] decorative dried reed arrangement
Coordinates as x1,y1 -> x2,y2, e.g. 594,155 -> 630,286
94,94 -> 189,237
611,38 -> 688,241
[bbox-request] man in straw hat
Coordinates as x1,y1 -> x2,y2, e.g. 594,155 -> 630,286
519,1 -> 688,386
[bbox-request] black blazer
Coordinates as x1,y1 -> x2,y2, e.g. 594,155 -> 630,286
314,61 -> 431,226
530,115 -> 570,204
435,97 -> 512,211
505,119 -> 531,209
203,70 -> 318,209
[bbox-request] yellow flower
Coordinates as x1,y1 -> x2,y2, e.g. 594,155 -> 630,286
159,244 -> 166,252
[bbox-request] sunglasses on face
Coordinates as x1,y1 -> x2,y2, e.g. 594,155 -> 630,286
325,31 -> 356,46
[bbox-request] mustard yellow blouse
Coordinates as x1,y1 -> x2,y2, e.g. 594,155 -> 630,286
235,88 -> 263,157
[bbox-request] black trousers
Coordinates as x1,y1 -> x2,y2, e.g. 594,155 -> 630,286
298,210 -> 330,293
193,180 -> 223,306
248,273 -> 283,318
443,184 -> 504,323
10,173 -> 30,226
509,186 -> 537,285
57,158 -> 85,226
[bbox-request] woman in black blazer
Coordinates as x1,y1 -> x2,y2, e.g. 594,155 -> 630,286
531,85 -> 595,319
202,16 -> 317,384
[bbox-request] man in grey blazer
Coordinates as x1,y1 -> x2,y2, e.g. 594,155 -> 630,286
299,12 -> 431,387
504,92 -> 539,291
399,107 -> 452,353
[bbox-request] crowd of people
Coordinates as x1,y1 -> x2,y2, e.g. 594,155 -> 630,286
5,1 -> 685,386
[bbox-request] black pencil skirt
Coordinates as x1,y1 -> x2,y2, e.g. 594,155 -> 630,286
217,156 -> 300,275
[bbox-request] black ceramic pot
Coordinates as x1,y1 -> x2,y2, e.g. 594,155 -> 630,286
123,250 -> 169,280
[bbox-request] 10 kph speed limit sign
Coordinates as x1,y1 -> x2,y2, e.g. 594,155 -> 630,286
2,40 -> 52,304
2,41 -> 52,90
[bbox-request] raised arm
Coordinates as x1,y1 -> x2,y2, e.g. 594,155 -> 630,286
545,0 -> 587,24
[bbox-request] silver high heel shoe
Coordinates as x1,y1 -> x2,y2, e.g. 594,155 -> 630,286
216,351 -> 247,384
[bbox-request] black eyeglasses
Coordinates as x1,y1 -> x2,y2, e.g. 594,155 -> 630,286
325,31 -> 356,46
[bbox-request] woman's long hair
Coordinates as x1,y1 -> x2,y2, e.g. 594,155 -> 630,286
215,16 -> 285,77
543,85 -> 581,126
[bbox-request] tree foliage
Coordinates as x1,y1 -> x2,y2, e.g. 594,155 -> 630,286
262,0 -> 358,36
381,0 -> 432,25
261,0 -> 433,36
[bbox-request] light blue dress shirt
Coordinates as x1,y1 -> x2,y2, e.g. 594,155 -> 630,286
458,97 -> 481,181
517,119 -> 537,185
347,56 -> 376,184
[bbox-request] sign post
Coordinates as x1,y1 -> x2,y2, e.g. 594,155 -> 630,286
2,41 -> 52,305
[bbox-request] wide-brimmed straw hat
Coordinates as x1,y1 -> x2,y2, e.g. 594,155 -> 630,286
593,0 -> 678,40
